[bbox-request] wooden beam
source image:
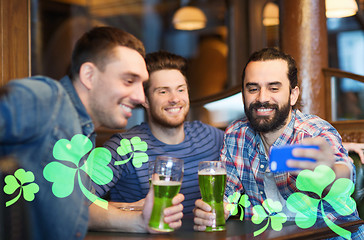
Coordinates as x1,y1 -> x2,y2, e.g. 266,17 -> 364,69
0,0 -> 30,86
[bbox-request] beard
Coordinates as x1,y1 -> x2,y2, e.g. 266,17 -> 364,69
149,105 -> 189,129
245,100 -> 291,133
89,94 -> 128,129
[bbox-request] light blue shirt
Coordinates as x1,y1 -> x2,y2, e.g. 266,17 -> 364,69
0,76 -> 94,240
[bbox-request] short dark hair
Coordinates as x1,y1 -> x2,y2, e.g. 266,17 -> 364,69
70,26 -> 145,80
144,50 -> 188,97
241,47 -> 298,91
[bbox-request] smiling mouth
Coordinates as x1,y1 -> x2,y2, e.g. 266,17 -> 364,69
165,107 -> 182,114
257,108 -> 273,112
121,104 -> 132,113
120,104 -> 134,118
255,107 -> 275,116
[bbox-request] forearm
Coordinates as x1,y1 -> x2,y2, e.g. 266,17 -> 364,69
333,162 -> 352,180
88,202 -> 147,233
109,198 -> 145,210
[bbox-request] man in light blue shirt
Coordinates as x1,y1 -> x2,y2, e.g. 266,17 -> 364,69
0,27 -> 183,240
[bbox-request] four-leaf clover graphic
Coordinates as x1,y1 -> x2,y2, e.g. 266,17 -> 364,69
286,165 -> 356,240
226,192 -> 251,221
43,134 -> 113,209
116,136 -> 148,168
252,198 -> 287,236
3,169 -> 39,207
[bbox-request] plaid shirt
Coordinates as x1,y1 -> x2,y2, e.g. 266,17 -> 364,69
222,109 -> 356,221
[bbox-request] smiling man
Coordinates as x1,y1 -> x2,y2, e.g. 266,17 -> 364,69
94,50 -> 224,215
193,48 -> 364,238
0,27 -> 184,240
243,59 -> 298,134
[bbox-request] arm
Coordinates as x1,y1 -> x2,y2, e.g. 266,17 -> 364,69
88,185 -> 184,233
109,198 -> 145,210
287,136 -> 351,179
88,202 -> 147,232
0,79 -> 56,142
343,142 -> 364,164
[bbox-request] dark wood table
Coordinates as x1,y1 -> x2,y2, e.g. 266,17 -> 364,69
85,217 -> 364,240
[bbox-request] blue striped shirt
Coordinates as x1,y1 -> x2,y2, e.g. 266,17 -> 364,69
94,121 -> 224,215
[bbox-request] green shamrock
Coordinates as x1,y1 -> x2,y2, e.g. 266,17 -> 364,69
252,198 -> 287,236
226,192 -> 251,221
43,134 -> 113,209
286,165 -> 356,240
3,169 -> 39,207
116,136 -> 148,168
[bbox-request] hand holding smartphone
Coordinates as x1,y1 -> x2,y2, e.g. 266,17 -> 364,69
269,144 -> 319,172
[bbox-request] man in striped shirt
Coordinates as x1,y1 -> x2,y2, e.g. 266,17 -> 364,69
193,48 -> 364,238
93,51 -> 224,215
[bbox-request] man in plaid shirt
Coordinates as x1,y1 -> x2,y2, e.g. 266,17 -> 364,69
193,48 -> 364,238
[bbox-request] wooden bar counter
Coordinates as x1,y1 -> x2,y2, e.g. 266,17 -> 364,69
85,216 -> 364,240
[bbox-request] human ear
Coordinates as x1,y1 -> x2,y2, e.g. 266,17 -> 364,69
241,89 -> 247,106
78,62 -> 96,90
290,86 -> 300,106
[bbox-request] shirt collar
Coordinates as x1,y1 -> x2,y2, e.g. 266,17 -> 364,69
273,109 -> 297,146
252,109 -> 298,152
59,76 -> 94,130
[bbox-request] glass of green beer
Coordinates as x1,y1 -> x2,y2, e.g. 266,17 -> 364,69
148,156 -> 184,232
198,161 -> 227,232
148,160 -> 155,185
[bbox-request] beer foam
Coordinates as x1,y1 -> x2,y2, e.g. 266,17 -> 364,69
152,180 -> 181,186
198,168 -> 226,175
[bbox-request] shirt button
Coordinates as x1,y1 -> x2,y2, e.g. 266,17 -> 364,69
260,191 -> 264,195
260,164 -> 264,169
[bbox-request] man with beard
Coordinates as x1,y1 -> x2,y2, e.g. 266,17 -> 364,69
94,51 -> 224,215
193,48 -> 364,237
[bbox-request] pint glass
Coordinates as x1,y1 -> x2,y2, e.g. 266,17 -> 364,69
148,160 -> 154,185
148,156 -> 184,232
198,161 -> 227,232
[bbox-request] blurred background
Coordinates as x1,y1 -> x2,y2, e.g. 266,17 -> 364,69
28,0 -> 364,129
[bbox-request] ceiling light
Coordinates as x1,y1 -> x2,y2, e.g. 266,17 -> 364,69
325,0 -> 358,18
263,2 -> 279,26
172,6 -> 207,31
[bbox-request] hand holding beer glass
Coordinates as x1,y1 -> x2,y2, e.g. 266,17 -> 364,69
198,161 -> 227,232
149,156 -> 184,232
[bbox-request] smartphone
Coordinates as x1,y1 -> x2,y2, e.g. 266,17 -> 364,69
269,144 -> 319,172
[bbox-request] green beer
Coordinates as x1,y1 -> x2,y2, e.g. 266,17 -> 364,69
149,180 -> 181,232
198,171 -> 227,232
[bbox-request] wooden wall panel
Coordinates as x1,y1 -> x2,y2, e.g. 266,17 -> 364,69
331,121 -> 364,143
0,0 -> 30,86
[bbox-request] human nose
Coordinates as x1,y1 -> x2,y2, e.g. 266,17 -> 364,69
168,91 -> 180,104
130,82 -> 145,105
257,88 -> 270,103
